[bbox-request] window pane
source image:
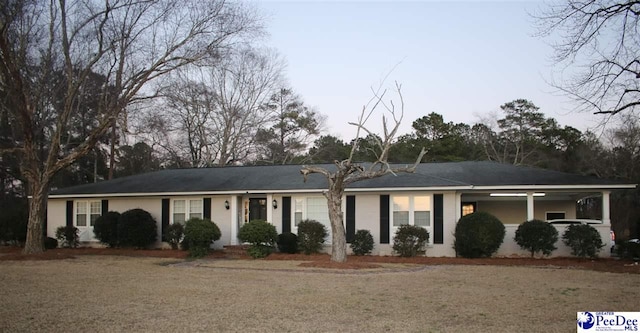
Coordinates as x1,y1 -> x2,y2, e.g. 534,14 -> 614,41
462,203 -> 475,216
90,214 -> 100,226
189,200 -> 202,214
173,213 -> 185,224
393,197 -> 409,211
76,202 -> 87,214
77,214 -> 86,227
90,201 -> 101,214
189,213 -> 202,219
414,196 -> 430,211
415,211 -> 430,227
294,212 -> 303,226
174,200 -> 185,214
393,211 -> 409,226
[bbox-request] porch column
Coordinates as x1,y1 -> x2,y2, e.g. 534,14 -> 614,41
455,192 -> 462,222
267,194 -> 274,224
230,195 -> 238,245
602,191 -> 611,226
526,192 -> 535,221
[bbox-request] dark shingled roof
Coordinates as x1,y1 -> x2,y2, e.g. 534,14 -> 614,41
49,161 -> 634,196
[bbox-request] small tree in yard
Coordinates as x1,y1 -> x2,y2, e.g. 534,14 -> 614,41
301,82 -> 426,262
237,220 -> 278,258
514,219 -> 558,258
55,226 -> 79,248
93,212 -> 121,248
165,224 -> 184,250
297,220 -> 328,255
392,225 -> 429,257
350,229 -> 374,256
183,218 -> 221,258
562,224 -> 604,258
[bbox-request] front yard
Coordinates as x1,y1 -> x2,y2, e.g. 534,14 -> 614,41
1,254 -> 638,332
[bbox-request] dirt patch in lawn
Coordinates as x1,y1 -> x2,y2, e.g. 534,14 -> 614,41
1,246 -> 639,274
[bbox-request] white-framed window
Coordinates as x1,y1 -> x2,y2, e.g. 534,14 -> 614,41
546,211 -> 566,220
172,198 -> 203,224
391,195 -> 432,242
291,196 -> 334,242
76,200 -> 101,227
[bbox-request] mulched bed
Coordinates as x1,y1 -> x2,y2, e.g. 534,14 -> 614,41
1,246 -> 639,274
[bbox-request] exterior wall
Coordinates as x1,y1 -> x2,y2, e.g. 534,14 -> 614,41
211,197 -> 231,249
497,224 -> 612,258
46,199 -> 67,239
477,200 -> 576,225
47,192 -> 608,258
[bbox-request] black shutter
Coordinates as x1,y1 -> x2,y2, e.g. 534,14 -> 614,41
434,194 -> 444,244
203,198 -> 211,219
346,195 -> 356,243
66,200 -> 74,227
380,195 -> 390,244
161,198 -> 170,241
101,200 -> 108,216
282,197 -> 291,233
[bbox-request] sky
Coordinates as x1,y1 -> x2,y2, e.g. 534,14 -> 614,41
254,0 -> 609,140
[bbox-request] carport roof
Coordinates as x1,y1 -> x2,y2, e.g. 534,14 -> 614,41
49,161 -> 635,197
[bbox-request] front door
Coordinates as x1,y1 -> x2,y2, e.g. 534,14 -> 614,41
248,198 -> 267,221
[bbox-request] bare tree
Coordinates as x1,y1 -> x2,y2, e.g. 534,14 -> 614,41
300,83 -> 426,263
149,47 -> 283,166
536,0 -> 640,116
0,0 -> 262,253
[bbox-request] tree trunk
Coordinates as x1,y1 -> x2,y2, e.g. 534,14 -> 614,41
327,191 -> 347,262
22,180 -> 49,254
108,119 -> 116,180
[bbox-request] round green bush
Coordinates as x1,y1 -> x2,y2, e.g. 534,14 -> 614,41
117,209 -> 157,249
350,229 -> 374,256
55,226 -> 79,248
238,220 -> 278,258
183,218 -> 221,258
44,237 -> 58,249
165,223 -> 184,250
514,219 -> 558,257
277,232 -> 298,254
562,224 -> 604,258
454,212 -> 505,258
297,219 -> 328,255
392,225 -> 429,257
93,211 -> 121,248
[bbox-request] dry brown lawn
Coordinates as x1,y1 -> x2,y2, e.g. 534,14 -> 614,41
1,256 -> 639,332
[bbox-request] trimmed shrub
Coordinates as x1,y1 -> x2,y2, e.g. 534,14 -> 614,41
183,218 -> 221,258
238,220 -> 278,258
55,226 -> 79,248
562,224 -> 604,258
165,223 -> 184,250
117,209 -> 157,249
616,240 -> 640,260
350,229 -> 374,256
514,219 -> 558,257
277,232 -> 298,254
297,219 -> 328,255
44,237 -> 58,249
392,225 -> 429,257
454,212 -> 505,258
93,211 -> 121,248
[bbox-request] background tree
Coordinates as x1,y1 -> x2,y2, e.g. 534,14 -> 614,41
255,88 -> 322,164
115,142 -> 160,177
536,0 -> 640,116
305,135 -> 351,163
148,47 -> 284,167
0,0 -> 262,254
301,82 -> 426,263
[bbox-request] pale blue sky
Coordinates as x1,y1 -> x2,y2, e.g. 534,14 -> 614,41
256,1 -> 603,140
